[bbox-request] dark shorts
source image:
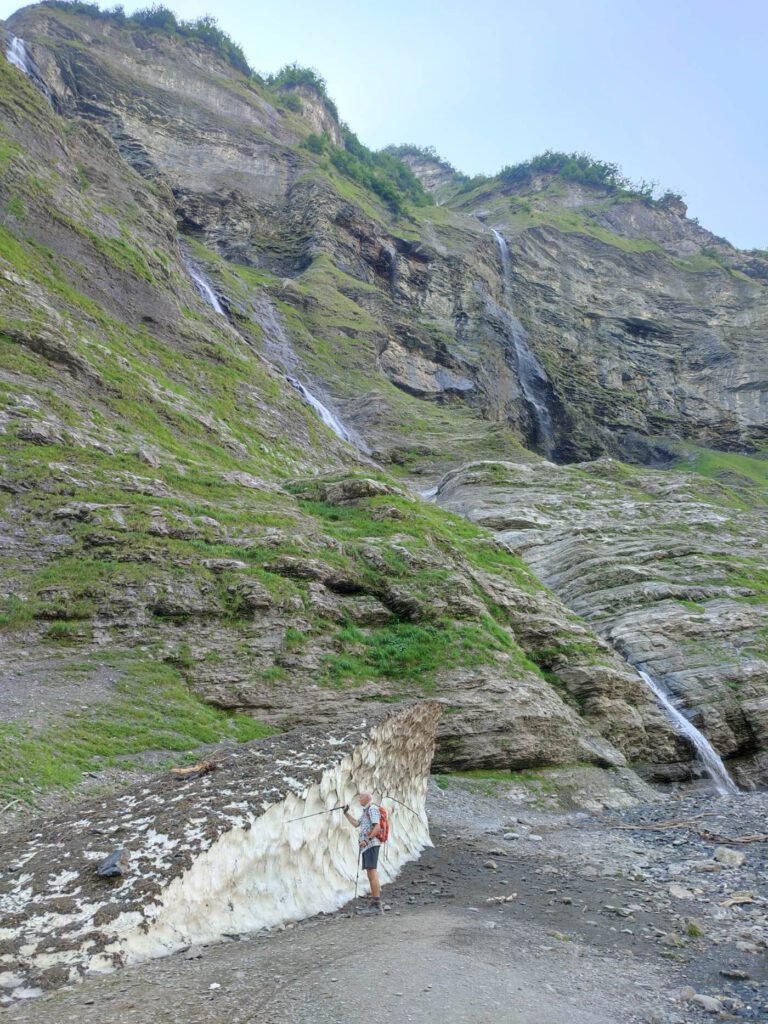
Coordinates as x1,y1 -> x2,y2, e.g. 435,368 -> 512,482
362,845 -> 380,870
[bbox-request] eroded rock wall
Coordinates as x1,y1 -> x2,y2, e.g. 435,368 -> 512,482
8,4 -> 768,467
435,459 -> 768,785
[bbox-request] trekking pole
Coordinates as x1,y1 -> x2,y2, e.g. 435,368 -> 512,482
287,804 -> 346,823
354,848 -> 361,909
382,794 -> 421,819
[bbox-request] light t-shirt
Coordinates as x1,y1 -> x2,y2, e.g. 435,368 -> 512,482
359,803 -> 381,849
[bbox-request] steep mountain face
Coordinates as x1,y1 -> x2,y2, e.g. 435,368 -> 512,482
8,4 -> 768,469
0,2 -> 766,807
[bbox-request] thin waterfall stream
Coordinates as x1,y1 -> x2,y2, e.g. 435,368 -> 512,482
6,35 -> 31,73
180,250 -> 358,447
491,228 -> 555,457
285,376 -> 354,444
183,256 -> 226,316
5,36 -> 52,102
635,667 -> 739,795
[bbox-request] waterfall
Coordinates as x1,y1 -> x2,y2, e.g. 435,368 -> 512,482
5,37 -> 52,103
183,258 -> 225,315
6,36 -> 31,74
286,376 -> 354,444
492,227 -> 512,281
178,243 -> 358,447
636,668 -> 739,795
491,228 -> 555,457
251,293 -> 358,447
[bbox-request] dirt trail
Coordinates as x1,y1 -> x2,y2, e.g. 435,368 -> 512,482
4,779 -> 766,1024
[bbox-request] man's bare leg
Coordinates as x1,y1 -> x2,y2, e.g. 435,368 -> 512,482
366,867 -> 381,898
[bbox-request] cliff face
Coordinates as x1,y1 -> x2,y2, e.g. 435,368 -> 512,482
0,2 -> 766,805
8,5 -> 767,469
434,456 -> 768,786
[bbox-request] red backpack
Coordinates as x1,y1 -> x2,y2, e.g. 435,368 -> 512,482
378,805 -> 389,843
364,803 -> 389,843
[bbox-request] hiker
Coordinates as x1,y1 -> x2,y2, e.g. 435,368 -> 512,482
344,793 -> 384,912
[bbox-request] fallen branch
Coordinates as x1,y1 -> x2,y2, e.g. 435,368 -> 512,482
612,816 -> 706,832
720,892 -> 755,907
610,817 -> 767,844
697,830 -> 768,845
0,798 -> 23,815
169,759 -> 216,781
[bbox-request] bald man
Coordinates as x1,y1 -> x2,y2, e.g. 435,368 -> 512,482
343,792 -> 383,913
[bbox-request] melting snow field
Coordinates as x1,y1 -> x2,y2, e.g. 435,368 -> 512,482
0,704 -> 440,1002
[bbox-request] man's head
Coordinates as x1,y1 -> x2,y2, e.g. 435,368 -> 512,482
358,791 -> 372,807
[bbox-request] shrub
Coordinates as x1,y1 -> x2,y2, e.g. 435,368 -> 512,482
42,2 -> 252,76
279,92 -> 302,114
496,150 -> 666,201
265,63 -> 339,120
301,133 -> 327,155
300,127 -> 432,214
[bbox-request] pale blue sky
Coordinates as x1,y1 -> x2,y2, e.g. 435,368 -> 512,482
3,1 -> 766,248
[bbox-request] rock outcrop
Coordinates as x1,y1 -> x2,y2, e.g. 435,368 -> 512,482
0,5 -> 765,823
434,458 -> 768,785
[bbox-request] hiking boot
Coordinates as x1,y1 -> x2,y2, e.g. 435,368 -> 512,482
356,898 -> 382,915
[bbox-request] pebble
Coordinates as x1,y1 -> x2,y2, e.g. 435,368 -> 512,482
691,993 -> 722,1013
484,859 -> 498,870
668,884 -> 694,899
690,860 -> 722,873
603,905 -> 633,918
714,847 -> 746,868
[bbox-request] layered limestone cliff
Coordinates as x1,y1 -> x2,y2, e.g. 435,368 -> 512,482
6,4 -> 767,469
434,457 -> 768,785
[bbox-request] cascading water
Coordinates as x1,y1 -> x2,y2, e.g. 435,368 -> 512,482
286,376 -> 353,444
491,228 -> 555,457
636,667 -> 739,795
178,244 -> 358,446
251,293 -> 359,448
6,36 -> 30,74
183,258 -> 225,315
492,227 -> 512,281
5,36 -> 52,102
